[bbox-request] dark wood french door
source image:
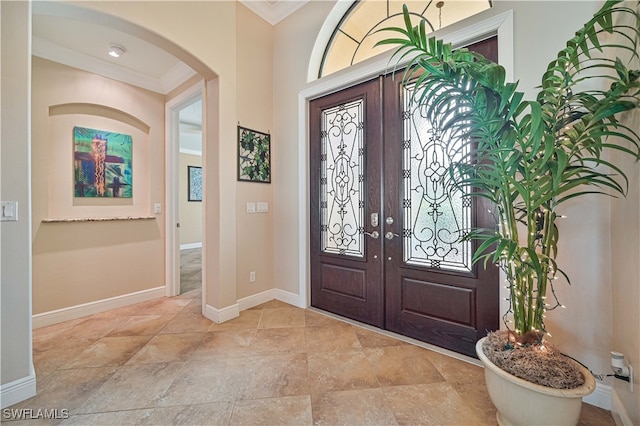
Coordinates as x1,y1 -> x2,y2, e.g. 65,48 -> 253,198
310,38 -> 499,357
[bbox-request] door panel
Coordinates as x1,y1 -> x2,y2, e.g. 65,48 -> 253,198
309,37 -> 499,357
309,78 -> 384,327
383,38 -> 499,357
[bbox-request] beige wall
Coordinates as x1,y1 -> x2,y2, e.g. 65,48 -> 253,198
611,3 -> 640,423
179,153 -> 202,246
31,57 -> 166,313
1,0 -> 34,396
235,3 -> 275,299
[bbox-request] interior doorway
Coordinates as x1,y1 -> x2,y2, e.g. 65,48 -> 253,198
309,38 -> 500,358
165,80 -> 205,298
178,98 -> 203,294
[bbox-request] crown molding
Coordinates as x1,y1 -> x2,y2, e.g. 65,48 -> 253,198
240,0 -> 309,25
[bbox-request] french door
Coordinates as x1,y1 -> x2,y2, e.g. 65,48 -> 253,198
310,38 -> 499,357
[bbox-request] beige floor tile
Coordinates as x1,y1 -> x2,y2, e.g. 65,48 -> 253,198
33,337 -> 98,375
61,408 -> 154,425
237,353 -> 309,400
159,312 -> 212,334
10,367 -> 118,414
258,307 -> 305,329
78,362 -> 185,413
179,298 -> 204,314
158,358 -> 250,406
425,349 -> 486,382
307,349 -> 379,394
305,322 -> 362,353
126,332 -> 205,364
107,297 -> 191,316
142,402 -> 233,425
192,329 -> 258,359
207,310 -> 262,332
363,345 -> 446,386
66,336 -> 152,368
312,388 -> 398,426
107,315 -> 175,337
230,395 -> 313,426
258,300 -> 296,310
251,327 -> 307,356
354,327 -> 407,348
578,402 -> 617,426
383,382 -> 488,425
304,310 -> 344,327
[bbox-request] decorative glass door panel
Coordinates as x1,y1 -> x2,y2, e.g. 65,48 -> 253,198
402,82 -> 472,272
321,100 -> 365,258
310,36 -> 499,357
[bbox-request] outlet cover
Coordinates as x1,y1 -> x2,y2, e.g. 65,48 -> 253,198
250,271 -> 256,282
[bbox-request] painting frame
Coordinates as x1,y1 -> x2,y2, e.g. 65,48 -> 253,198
73,126 -> 133,198
237,126 -> 271,183
188,166 -> 203,202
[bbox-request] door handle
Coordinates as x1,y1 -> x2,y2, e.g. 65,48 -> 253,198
385,231 -> 400,240
364,230 -> 380,239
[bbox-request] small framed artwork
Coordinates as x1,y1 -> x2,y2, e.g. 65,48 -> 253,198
188,166 -> 202,202
238,126 -> 271,183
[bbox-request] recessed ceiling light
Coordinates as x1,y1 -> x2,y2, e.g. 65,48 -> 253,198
107,44 -> 126,58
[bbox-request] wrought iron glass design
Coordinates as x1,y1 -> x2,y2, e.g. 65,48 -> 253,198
402,82 -> 472,272
320,99 -> 365,257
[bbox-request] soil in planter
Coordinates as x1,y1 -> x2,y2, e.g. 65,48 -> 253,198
482,331 -> 586,389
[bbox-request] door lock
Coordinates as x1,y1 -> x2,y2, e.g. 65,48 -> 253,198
386,216 -> 394,225
371,213 -> 379,227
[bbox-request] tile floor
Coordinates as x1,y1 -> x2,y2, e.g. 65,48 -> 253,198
5,249 -> 615,425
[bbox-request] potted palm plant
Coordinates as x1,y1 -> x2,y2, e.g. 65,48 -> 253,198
378,1 -> 640,425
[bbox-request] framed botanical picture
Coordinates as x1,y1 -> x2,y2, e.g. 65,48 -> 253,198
73,126 -> 132,198
238,126 -> 271,183
188,166 -> 202,202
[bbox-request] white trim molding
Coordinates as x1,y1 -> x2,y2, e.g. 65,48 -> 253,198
583,382 -> 611,410
237,289 -> 276,311
204,303 -> 240,323
32,286 -> 165,328
275,289 -> 305,309
611,388 -> 634,426
0,373 -> 36,409
180,242 -> 202,250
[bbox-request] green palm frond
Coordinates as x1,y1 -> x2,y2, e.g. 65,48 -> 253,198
377,1 -> 640,337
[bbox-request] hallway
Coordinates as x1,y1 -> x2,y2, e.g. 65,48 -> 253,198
7,288 -> 615,425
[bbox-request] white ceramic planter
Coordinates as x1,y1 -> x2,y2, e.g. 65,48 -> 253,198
476,337 -> 596,426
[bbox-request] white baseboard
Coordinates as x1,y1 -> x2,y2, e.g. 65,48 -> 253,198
204,302 -> 239,323
583,382 -> 611,410
32,286 -> 165,328
611,388 -> 633,426
180,242 -> 202,250
237,289 -> 276,311
0,373 -> 36,409
275,288 -> 305,308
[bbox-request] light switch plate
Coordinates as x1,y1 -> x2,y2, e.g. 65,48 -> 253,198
246,202 -> 256,213
1,201 -> 18,221
257,202 -> 269,213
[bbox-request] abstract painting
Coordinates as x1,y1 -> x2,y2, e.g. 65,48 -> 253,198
188,166 -> 202,201
73,126 -> 132,198
238,126 -> 271,183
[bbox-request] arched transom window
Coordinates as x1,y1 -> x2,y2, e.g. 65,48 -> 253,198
320,0 -> 492,78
